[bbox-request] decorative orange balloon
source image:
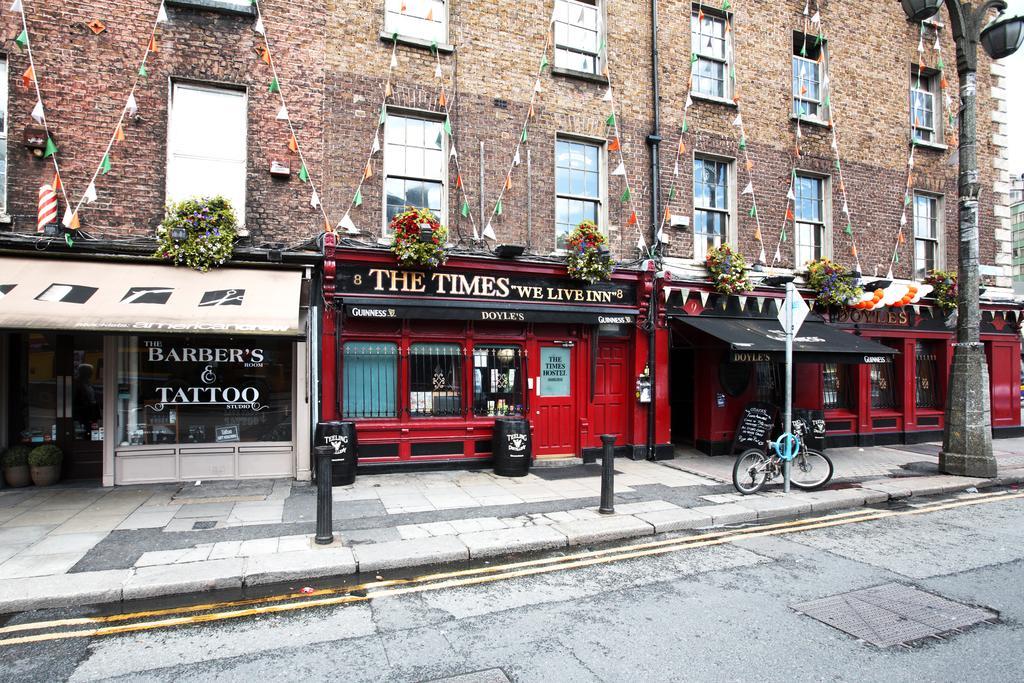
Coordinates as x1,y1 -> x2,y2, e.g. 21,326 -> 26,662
873,289 -> 884,299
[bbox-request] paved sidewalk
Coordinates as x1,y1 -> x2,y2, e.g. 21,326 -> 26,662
1,440 -> 1022,614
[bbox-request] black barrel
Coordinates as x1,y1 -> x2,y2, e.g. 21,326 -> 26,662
792,409 -> 826,451
314,421 -> 358,486
492,417 -> 532,477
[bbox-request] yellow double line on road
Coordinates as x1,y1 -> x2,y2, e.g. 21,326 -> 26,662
1,489 -> 1020,647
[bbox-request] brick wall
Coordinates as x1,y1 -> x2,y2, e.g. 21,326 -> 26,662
0,0 -> 1010,286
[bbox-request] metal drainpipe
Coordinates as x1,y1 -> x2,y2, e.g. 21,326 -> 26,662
646,0 -> 662,460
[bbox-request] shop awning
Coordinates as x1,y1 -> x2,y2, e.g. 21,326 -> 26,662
0,256 -> 304,336
673,315 -> 898,364
342,297 -> 635,325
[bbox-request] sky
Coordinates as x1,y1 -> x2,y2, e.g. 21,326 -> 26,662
1006,48 -> 1023,175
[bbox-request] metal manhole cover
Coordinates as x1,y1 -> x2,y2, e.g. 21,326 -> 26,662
792,583 -> 997,647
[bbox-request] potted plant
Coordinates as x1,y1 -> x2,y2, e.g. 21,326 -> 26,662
806,258 -> 863,310
565,220 -> 613,284
154,196 -> 239,272
2,445 -> 32,488
390,207 -> 449,269
923,269 -> 958,314
28,444 -> 63,487
705,243 -> 752,295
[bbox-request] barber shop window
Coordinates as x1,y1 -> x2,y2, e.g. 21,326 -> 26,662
409,343 -> 462,417
822,363 -> 852,410
915,341 -> 940,408
115,336 -> 293,446
343,342 -> 398,418
473,345 -> 525,417
870,358 -> 897,409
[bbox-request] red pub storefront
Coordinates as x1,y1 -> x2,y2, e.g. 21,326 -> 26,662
319,242 -> 669,466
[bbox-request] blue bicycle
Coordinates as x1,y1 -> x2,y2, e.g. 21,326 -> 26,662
732,426 -> 834,495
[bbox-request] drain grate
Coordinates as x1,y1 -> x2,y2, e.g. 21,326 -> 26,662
792,583 -> 997,647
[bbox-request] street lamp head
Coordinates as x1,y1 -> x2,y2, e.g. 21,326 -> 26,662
980,10 -> 1024,60
900,0 -> 942,23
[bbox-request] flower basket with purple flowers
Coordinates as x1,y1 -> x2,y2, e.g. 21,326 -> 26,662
704,244 -> 752,295
805,258 -> 862,308
564,220 -> 613,284
154,196 -> 238,272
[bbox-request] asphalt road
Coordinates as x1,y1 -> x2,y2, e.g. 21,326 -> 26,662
2,492 -> 1022,682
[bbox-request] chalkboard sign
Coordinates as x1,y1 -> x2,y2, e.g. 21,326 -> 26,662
731,402 -> 779,454
792,409 -> 826,451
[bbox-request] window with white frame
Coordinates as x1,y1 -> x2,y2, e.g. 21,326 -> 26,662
793,174 -> 828,266
913,192 -> 942,279
792,33 -> 827,120
384,113 -> 446,230
693,156 -> 731,260
910,67 -> 941,144
691,6 -> 731,100
384,0 -> 446,45
166,82 -> 247,223
0,56 -> 8,215
555,137 -> 602,250
553,0 -> 602,75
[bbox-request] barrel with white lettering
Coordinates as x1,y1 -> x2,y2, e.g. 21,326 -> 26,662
314,421 -> 358,486
492,417 -> 532,477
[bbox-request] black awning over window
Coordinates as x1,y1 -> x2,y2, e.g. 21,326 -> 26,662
672,315 -> 899,364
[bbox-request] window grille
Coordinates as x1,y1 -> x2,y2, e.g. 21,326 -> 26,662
342,342 -> 398,418
409,343 -> 463,417
915,341 -> 939,408
822,363 -> 851,410
755,362 -> 780,403
473,345 -> 525,417
870,358 -> 897,409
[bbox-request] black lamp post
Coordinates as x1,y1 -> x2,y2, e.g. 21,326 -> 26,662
898,0 -> 1023,477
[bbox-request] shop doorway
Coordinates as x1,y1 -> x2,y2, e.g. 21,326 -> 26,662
532,341 -> 577,457
7,332 -> 104,480
670,347 -> 695,445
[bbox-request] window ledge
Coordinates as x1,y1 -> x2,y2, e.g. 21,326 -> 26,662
379,31 -> 454,54
791,115 -> 831,129
165,0 -> 255,17
912,138 -> 949,152
551,66 -> 608,85
690,92 -> 738,109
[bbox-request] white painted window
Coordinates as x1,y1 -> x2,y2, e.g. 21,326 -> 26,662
384,113 -> 446,232
911,68 -> 941,144
0,56 -> 8,215
384,0 -> 447,45
555,137 -> 602,250
693,156 -> 733,261
794,173 -> 829,266
166,82 -> 247,224
554,0 -> 602,75
913,192 -> 943,279
792,33 -> 828,121
691,6 -> 731,100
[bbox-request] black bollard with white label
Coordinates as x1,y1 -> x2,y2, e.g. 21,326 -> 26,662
599,434 -> 616,514
314,445 -> 334,545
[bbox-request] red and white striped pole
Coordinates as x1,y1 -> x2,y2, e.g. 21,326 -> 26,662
37,183 -> 58,232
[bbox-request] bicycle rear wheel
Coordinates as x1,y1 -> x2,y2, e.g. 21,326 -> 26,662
788,448 -> 833,490
733,449 -> 770,495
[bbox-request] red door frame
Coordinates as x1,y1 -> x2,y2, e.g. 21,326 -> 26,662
530,337 -> 580,458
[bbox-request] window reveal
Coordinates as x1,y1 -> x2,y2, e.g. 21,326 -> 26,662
794,174 -> 827,266
691,7 -> 731,99
792,33 -> 827,120
384,114 -> 446,229
473,345 -> 525,416
384,0 -> 446,44
870,357 -> 897,409
555,138 -> 602,249
343,342 -> 398,418
693,156 -> 730,260
822,363 -> 851,410
913,192 -> 942,279
915,341 -> 940,409
553,0 -> 601,74
409,343 -> 462,417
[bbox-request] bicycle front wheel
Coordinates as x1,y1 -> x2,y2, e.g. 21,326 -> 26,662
788,449 -> 834,490
733,449 -> 770,495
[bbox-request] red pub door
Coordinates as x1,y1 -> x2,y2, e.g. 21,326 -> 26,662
590,339 -> 629,446
531,341 -> 578,457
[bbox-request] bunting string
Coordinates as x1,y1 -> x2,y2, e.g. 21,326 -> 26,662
8,0 -> 74,234
601,45 -> 646,253
432,45 -> 480,241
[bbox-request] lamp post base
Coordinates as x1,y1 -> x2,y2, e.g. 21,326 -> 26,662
940,342 -> 996,478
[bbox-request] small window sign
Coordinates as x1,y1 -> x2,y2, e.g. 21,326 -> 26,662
215,425 -> 240,443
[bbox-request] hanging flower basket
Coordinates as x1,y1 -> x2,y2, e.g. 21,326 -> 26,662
923,269 -> 958,313
565,220 -> 613,284
390,207 -> 449,269
704,243 -> 752,295
154,196 -> 238,272
806,258 -> 863,308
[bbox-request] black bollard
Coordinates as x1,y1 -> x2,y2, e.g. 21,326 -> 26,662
314,445 -> 334,545
598,434 -> 616,515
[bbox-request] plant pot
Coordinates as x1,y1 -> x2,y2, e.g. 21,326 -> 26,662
30,464 -> 61,487
3,465 -> 31,488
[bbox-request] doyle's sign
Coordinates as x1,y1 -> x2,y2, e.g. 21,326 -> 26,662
336,264 -> 637,306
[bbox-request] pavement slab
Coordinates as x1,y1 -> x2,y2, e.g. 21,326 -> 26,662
0,569 -> 132,614
633,507 -> 714,533
550,514 -> 654,546
690,503 -> 758,525
460,525 -> 569,559
122,557 -> 245,601
353,535 -> 469,572
243,546 -> 357,586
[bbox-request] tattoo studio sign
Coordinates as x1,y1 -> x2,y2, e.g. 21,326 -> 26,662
143,340 -> 268,412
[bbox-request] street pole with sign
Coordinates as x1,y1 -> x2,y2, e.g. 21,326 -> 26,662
776,282 -> 809,493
